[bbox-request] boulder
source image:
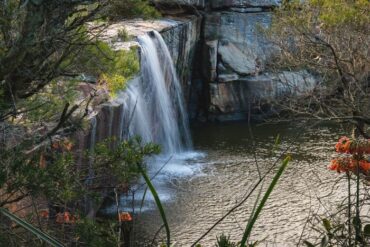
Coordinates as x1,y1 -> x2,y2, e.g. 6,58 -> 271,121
204,11 -> 274,74
208,71 -> 317,121
218,40 -> 257,75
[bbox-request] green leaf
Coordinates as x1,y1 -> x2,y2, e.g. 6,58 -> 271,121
0,208 -> 64,247
303,240 -> 315,247
31,0 -> 43,5
240,156 -> 291,246
138,165 -> 170,246
322,218 -> 331,232
320,235 -> 329,247
364,224 -> 370,236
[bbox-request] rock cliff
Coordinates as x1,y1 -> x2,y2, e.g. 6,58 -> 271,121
87,0 -> 317,141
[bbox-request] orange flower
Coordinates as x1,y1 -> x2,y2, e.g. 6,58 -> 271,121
39,209 -> 49,219
52,142 -> 60,150
335,137 -> 370,154
52,139 -> 74,152
119,212 -> 132,222
335,136 -> 352,153
39,154 -> 46,168
329,158 -> 351,173
359,160 -> 370,172
63,140 -> 74,151
329,158 -> 370,174
56,212 -> 77,224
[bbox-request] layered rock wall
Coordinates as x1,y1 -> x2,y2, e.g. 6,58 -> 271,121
174,0 -> 315,121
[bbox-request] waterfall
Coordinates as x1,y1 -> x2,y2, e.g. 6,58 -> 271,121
120,31 -> 192,155
101,31 -> 204,214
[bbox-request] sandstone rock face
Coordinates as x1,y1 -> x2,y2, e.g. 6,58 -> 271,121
198,6 -> 318,121
87,3 -> 316,127
218,40 -> 257,75
162,16 -> 202,98
208,71 -> 317,121
204,11 -> 273,68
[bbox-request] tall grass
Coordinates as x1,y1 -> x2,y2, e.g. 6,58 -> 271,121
138,165 -> 171,246
240,156 -> 291,246
0,207 -> 65,247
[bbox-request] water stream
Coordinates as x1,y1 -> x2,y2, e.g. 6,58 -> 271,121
106,31 -> 203,214
119,30 -> 192,154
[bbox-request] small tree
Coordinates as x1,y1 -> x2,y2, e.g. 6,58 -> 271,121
0,0 -> 160,245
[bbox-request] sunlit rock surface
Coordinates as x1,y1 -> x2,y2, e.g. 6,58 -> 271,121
208,71 -> 317,121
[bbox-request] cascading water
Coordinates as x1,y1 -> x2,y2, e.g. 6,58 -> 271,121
120,30 -> 192,155
104,30 -> 204,214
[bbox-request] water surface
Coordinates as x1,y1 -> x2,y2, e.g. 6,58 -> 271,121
114,122 -> 350,246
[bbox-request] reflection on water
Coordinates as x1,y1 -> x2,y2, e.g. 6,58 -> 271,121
106,122 -> 351,246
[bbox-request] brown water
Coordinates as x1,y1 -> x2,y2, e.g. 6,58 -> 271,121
108,122 -> 353,246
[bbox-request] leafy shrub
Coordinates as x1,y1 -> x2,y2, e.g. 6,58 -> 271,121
64,39 -> 140,98
216,234 -> 237,247
117,28 -> 133,42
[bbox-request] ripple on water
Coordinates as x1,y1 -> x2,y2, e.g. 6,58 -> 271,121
111,123 -> 352,246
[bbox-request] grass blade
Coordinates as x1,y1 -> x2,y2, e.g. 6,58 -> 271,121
240,156 -> 291,247
0,207 -> 64,247
138,165 -> 170,246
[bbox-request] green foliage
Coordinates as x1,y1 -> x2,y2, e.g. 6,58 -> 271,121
93,137 -> 160,183
308,0 -> 370,27
65,40 -> 140,98
106,0 -> 161,21
0,135 -> 160,246
216,234 -> 237,247
364,224 -> 370,236
0,142 -> 84,204
139,163 -> 170,246
75,218 -> 119,247
21,79 -> 79,123
0,0 -> 104,100
0,208 -> 64,247
117,28 -> 133,42
240,156 -> 290,246
268,0 -> 370,128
